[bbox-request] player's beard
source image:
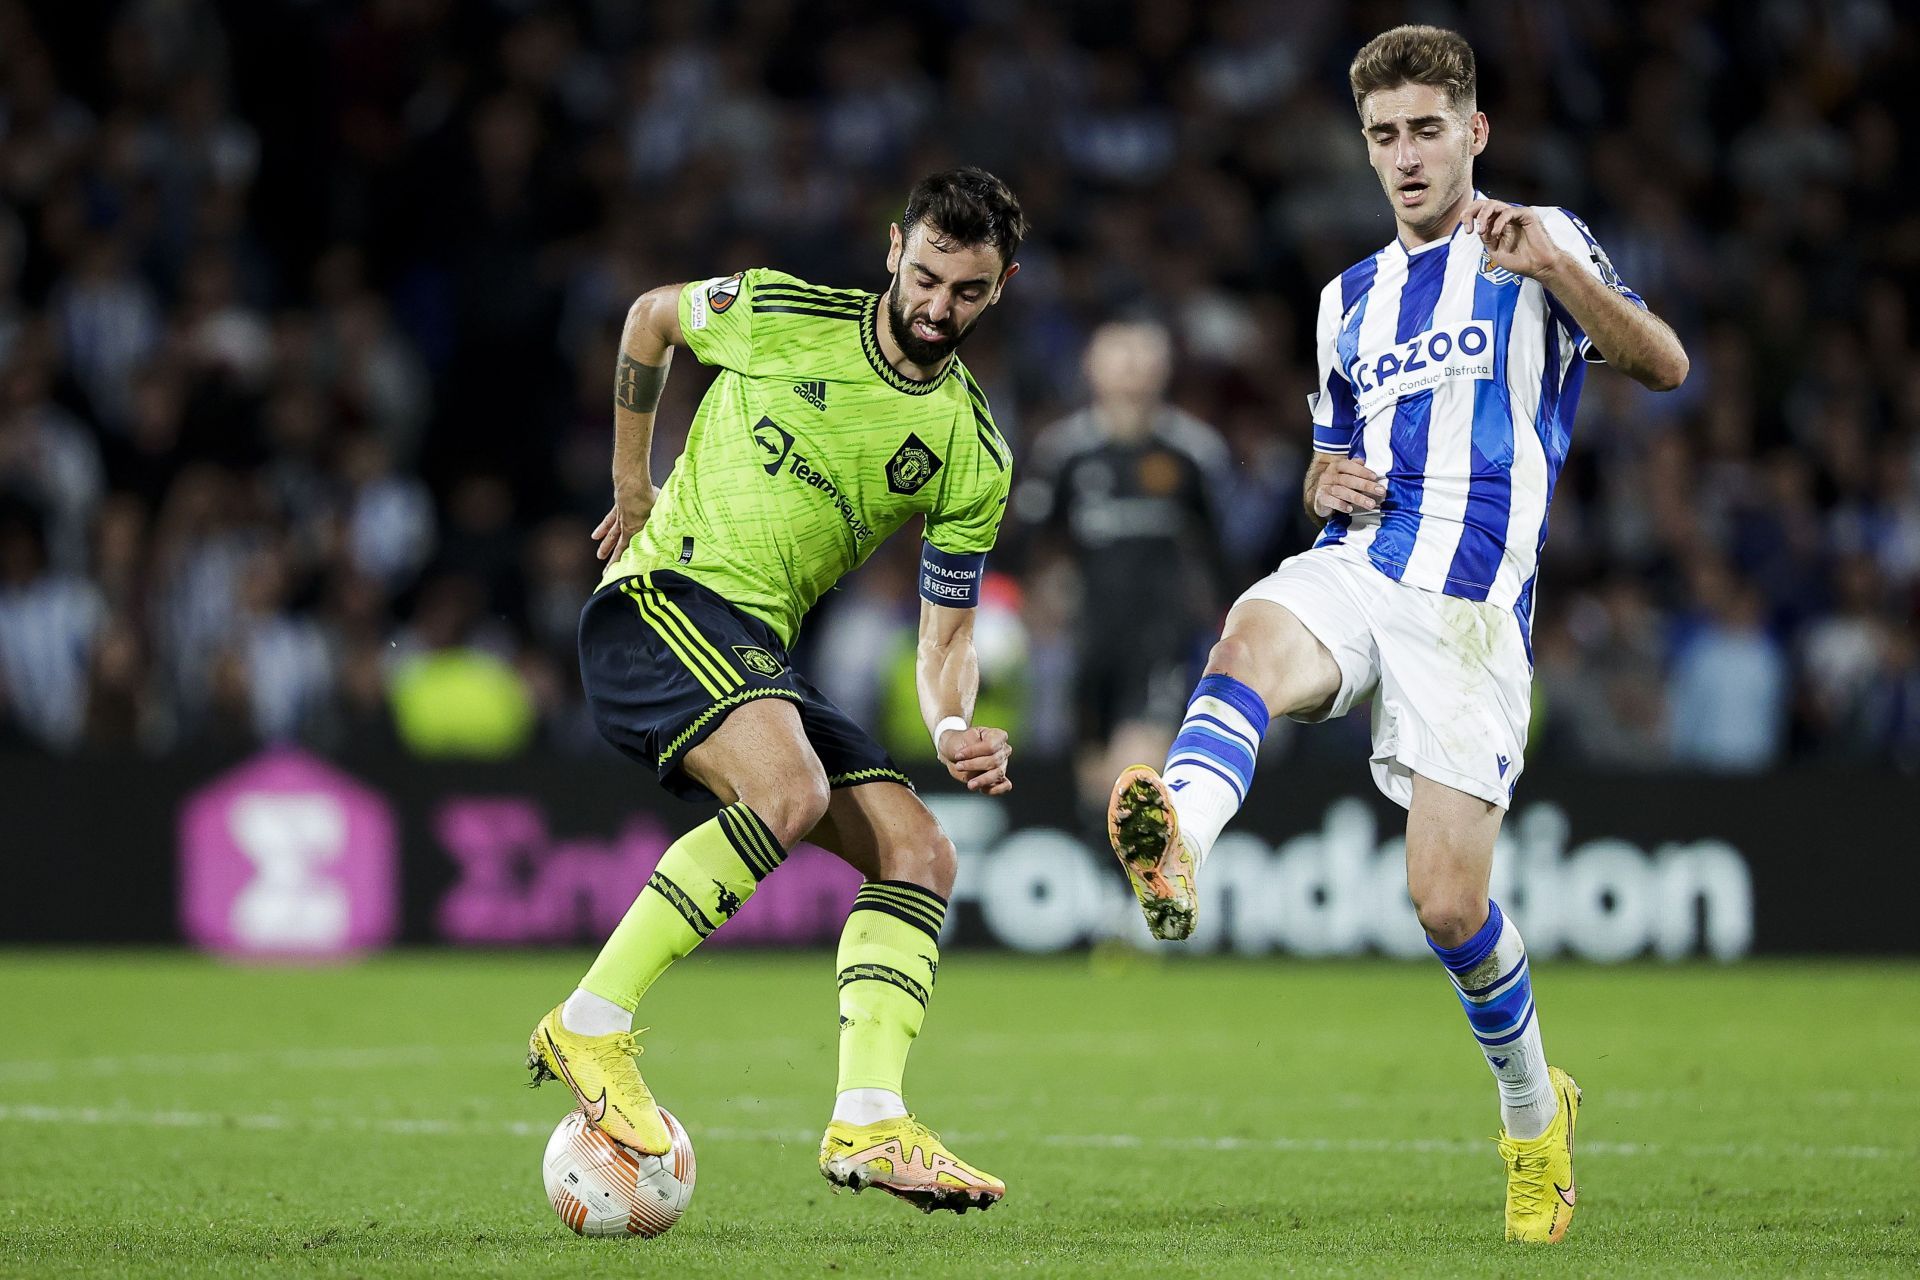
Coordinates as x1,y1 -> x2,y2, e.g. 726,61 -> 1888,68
886,274 -> 975,367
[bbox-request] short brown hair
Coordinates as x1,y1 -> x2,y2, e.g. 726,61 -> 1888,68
1349,25 -> 1477,117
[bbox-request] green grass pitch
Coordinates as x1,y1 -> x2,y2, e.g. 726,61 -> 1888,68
2,951 -> 1915,1278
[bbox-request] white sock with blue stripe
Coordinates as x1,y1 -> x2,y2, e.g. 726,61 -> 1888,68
1430,901 -> 1557,1140
1162,674 -> 1269,868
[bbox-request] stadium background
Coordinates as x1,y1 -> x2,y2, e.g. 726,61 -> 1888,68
3,0 -> 1919,944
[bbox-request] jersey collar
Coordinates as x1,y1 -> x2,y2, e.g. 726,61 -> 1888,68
862,297 -> 955,395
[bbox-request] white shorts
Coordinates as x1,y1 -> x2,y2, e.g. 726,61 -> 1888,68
1237,541 -> 1533,810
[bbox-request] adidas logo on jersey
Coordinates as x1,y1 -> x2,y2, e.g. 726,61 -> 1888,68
793,380 -> 827,410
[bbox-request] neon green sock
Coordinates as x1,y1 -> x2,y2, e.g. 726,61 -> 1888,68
581,802 -> 784,1010
835,880 -> 947,1094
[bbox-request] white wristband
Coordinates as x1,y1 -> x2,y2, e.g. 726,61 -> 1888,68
932,716 -> 969,754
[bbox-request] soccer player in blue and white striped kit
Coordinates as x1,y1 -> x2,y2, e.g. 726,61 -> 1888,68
1107,25 -> 1689,1244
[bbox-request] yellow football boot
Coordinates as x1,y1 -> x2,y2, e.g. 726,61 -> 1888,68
1107,764 -> 1198,940
526,1005 -> 671,1155
1499,1065 -> 1581,1243
819,1115 -> 1005,1213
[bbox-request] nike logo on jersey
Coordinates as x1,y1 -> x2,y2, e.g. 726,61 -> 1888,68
793,379 -> 827,410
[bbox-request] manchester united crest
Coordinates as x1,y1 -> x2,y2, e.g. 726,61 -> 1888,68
886,433 -> 943,495
732,645 -> 785,678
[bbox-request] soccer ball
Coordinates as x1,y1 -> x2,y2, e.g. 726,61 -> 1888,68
541,1107 -> 696,1238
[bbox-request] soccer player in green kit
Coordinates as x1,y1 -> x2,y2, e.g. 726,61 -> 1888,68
528,169 -> 1023,1213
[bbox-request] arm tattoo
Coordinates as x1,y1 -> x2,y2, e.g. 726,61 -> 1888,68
615,354 -> 668,413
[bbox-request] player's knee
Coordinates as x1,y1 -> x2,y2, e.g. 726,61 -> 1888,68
1204,635 -> 1256,681
745,767 -> 831,849
920,829 -> 957,898
1412,888 -> 1488,950
878,818 -> 956,899
1205,634 -> 1296,716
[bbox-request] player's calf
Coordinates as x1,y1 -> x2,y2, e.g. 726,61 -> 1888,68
528,800 -> 787,1150
823,878 -> 1000,1213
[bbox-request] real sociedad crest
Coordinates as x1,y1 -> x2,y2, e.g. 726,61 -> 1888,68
1478,249 -> 1520,286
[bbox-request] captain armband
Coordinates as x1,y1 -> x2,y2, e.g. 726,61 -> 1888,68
919,543 -> 987,608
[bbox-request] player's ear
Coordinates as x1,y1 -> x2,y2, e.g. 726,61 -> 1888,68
887,223 -> 904,274
991,261 -> 1019,304
1469,111 -> 1489,156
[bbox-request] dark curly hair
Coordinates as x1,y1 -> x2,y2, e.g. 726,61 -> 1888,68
901,167 -> 1026,270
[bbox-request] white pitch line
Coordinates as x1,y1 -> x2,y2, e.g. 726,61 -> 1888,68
0,1038 -> 824,1084
0,1104 -> 1906,1165
0,1046 -> 498,1084
4,1050 -> 1908,1119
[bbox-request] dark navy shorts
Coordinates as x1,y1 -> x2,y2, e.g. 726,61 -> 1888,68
579,570 -> 909,802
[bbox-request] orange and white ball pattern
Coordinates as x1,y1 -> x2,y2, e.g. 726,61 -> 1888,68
541,1107 -> 695,1238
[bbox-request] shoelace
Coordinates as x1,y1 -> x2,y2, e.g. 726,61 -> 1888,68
1497,1136 -> 1551,1218
897,1114 -> 942,1140
588,1030 -> 646,1084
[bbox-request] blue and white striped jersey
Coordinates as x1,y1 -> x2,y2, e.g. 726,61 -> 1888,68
1308,199 -> 1644,633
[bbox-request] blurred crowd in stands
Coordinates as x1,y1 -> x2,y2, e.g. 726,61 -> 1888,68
2,0 -> 1917,775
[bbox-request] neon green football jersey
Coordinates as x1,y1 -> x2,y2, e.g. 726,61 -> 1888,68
598,269 -> 1013,647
